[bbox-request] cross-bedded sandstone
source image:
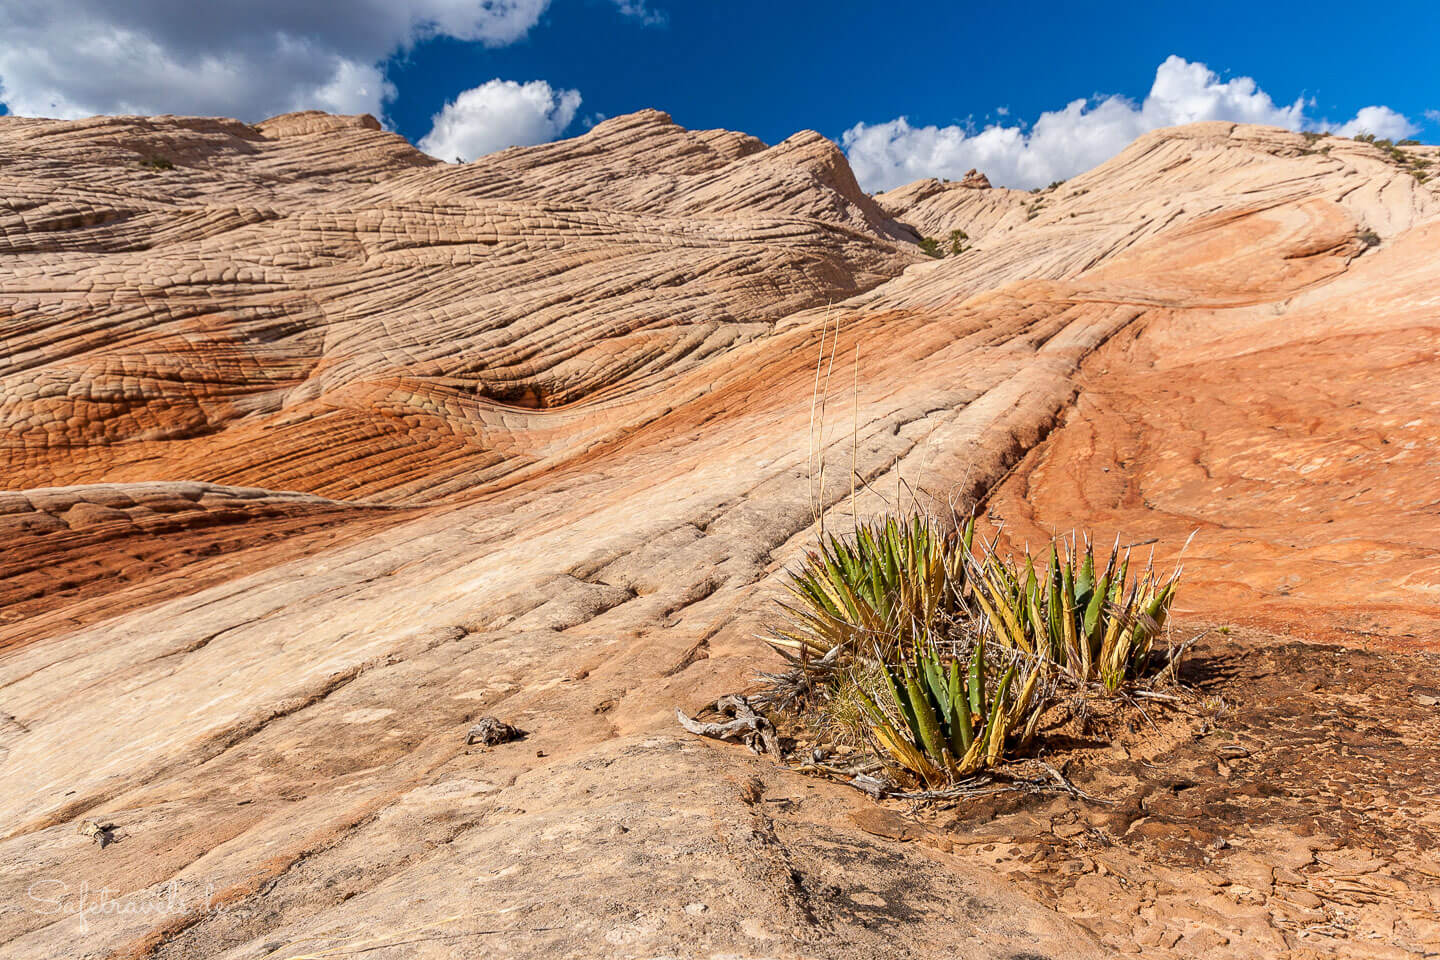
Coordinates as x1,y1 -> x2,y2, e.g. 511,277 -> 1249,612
0,112 -> 1436,959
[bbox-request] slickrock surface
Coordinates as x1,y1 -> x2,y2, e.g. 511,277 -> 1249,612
874,175 -> 1028,240
0,111 -> 1436,958
0,109 -> 915,503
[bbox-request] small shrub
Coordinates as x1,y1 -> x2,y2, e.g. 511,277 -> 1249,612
772,516 -> 1183,693
768,513 -> 1190,787
948,228 -> 969,255
1398,139 -> 1420,146
1357,229 -> 1381,250
1378,143 -> 1409,164
968,536 -> 1180,693
918,237 -> 942,258
1198,695 -> 1233,729
857,638 -> 1049,784
1354,133 -> 1376,143
767,515 -> 972,663
139,155 -> 174,171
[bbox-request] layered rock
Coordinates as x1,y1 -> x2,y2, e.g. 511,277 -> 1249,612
0,108 -> 918,506
959,167 -> 991,188
875,175 -> 1029,242
0,112 -> 1437,959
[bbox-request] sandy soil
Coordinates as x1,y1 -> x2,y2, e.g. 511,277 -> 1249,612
833,627 -> 1440,958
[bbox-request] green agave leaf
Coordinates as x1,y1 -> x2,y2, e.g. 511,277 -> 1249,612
985,664 -> 1018,765
949,657 -> 972,754
920,648 -> 951,724
967,637 -> 986,720
1084,565 -> 1110,650
905,669 -> 947,762
882,662 -> 921,746
1075,546 -> 1095,609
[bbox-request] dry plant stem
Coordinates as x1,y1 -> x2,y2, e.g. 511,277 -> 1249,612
1118,690 -> 1159,731
807,304 -> 830,532
847,760 -> 1112,805
809,309 -> 829,535
814,309 -> 842,537
1030,760 -> 1114,805
751,644 -> 844,712
851,342 -> 859,534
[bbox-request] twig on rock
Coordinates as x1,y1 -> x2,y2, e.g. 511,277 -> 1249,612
1032,760 -> 1114,804
676,695 -> 780,755
849,774 -> 891,799
843,760 -> 1115,806
466,717 -> 523,746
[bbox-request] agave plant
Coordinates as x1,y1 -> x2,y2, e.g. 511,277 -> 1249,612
968,534 -> 1180,692
856,638 -> 1049,785
762,511 -> 1187,786
766,514 -> 975,663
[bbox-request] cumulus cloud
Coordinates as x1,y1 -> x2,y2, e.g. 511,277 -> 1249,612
418,79 -> 581,161
0,0 -> 551,121
1333,105 -> 1419,140
843,56 -> 1421,191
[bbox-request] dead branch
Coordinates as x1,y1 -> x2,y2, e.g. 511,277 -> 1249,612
676,694 -> 780,755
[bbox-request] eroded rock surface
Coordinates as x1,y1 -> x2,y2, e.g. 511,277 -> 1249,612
0,113 -> 1436,957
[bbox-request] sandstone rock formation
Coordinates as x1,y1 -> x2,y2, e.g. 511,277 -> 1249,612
0,111 -> 1436,958
875,175 -> 1028,242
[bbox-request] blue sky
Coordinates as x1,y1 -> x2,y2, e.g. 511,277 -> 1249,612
387,0 -> 1439,151
2,0 -> 1436,189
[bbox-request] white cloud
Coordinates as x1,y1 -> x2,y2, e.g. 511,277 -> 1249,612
418,79 -> 581,161
613,0 -> 667,26
843,56 -> 1421,191
1333,105 -> 1419,140
1427,109 -> 1440,124
0,0 -> 550,122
